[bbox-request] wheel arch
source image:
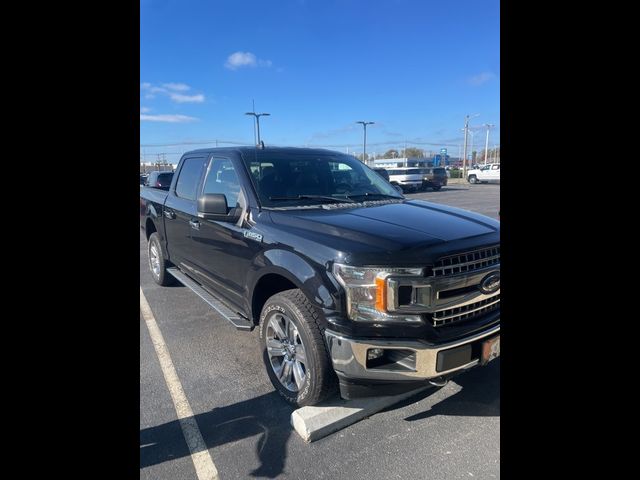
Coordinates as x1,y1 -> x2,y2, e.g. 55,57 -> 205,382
248,250 -> 340,325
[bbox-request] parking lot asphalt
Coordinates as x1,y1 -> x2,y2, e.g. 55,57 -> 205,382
140,184 -> 500,479
405,183 -> 500,220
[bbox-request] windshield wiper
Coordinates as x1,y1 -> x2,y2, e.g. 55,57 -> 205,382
268,195 -> 355,204
346,193 -> 402,200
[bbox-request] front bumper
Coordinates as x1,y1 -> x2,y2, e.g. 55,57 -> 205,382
325,324 -> 499,385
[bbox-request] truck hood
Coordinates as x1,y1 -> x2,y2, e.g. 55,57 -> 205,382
267,199 -> 500,265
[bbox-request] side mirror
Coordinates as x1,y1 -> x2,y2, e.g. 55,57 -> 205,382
198,193 -> 228,215
197,193 -> 241,222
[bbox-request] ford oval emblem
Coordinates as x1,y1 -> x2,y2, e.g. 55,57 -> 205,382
479,272 -> 500,294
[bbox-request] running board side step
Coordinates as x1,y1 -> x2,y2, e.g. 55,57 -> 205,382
166,267 -> 254,331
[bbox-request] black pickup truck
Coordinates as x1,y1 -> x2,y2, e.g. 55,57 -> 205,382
140,147 -> 500,406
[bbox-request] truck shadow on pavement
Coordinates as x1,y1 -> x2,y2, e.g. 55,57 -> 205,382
140,361 -> 499,476
140,391 -> 294,478
402,359 -> 500,422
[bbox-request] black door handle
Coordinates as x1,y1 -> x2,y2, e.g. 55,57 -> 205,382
164,210 -> 175,219
189,219 -> 200,230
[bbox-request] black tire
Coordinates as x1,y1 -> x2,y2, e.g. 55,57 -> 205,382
258,289 -> 338,406
468,175 -> 477,184
147,232 -> 175,286
432,185 -> 442,191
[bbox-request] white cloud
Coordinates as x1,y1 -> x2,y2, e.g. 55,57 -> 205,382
140,114 -> 198,123
467,72 -> 496,86
140,107 -> 151,113
169,93 -> 205,103
140,82 -> 205,103
225,52 -> 256,69
162,83 -> 190,91
225,51 -> 272,70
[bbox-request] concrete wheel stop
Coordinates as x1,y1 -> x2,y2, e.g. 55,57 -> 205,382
291,386 -> 432,443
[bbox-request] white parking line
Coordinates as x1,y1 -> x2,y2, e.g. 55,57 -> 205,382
140,287 -> 220,480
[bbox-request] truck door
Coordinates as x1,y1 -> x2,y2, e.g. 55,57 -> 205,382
189,156 -> 259,310
489,164 -> 500,182
478,165 -> 491,181
163,155 -> 208,269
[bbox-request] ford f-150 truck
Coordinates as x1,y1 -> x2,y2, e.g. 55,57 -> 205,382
140,147 -> 500,406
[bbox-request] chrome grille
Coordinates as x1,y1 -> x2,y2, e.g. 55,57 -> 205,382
431,294 -> 500,327
432,245 -> 500,277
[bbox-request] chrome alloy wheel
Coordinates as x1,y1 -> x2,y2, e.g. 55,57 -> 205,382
266,312 -> 308,392
149,242 -> 161,278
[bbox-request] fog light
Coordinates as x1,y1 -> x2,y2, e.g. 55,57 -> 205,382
367,348 -> 385,361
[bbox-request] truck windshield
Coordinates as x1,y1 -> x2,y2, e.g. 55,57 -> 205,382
242,151 -> 403,207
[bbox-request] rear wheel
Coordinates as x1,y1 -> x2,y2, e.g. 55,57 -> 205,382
468,175 -> 477,184
259,289 -> 338,406
432,185 -> 442,191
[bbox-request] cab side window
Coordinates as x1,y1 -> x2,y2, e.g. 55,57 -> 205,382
203,158 -> 241,210
175,157 -> 207,200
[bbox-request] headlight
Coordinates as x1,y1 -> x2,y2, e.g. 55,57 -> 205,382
332,263 -> 424,322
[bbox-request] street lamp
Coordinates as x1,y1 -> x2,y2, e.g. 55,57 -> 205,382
245,112 -> 271,146
462,114 -> 480,180
483,124 -> 495,164
356,121 -> 374,163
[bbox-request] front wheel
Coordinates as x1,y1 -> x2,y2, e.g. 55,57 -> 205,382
468,175 -> 477,184
259,289 -> 338,406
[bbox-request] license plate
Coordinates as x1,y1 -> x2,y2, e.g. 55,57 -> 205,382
481,335 -> 500,365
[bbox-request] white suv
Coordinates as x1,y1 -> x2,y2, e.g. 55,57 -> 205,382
467,164 -> 500,184
386,168 -> 424,192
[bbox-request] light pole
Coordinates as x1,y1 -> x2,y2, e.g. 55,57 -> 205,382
462,114 -> 479,181
356,121 -> 374,163
483,124 -> 495,164
245,112 -> 271,146
469,130 -> 476,166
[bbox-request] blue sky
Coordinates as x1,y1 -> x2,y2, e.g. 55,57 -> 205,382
140,0 -> 500,163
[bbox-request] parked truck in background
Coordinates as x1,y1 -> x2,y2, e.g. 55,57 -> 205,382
140,147 -> 500,406
467,164 -> 500,184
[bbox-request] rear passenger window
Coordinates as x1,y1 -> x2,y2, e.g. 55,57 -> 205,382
175,157 -> 207,200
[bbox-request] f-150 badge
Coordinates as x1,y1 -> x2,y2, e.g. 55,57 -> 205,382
243,231 -> 263,242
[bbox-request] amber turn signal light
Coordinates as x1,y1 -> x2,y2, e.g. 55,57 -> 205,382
375,276 -> 387,311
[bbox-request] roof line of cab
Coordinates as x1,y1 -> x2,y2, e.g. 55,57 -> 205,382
181,146 -> 346,157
